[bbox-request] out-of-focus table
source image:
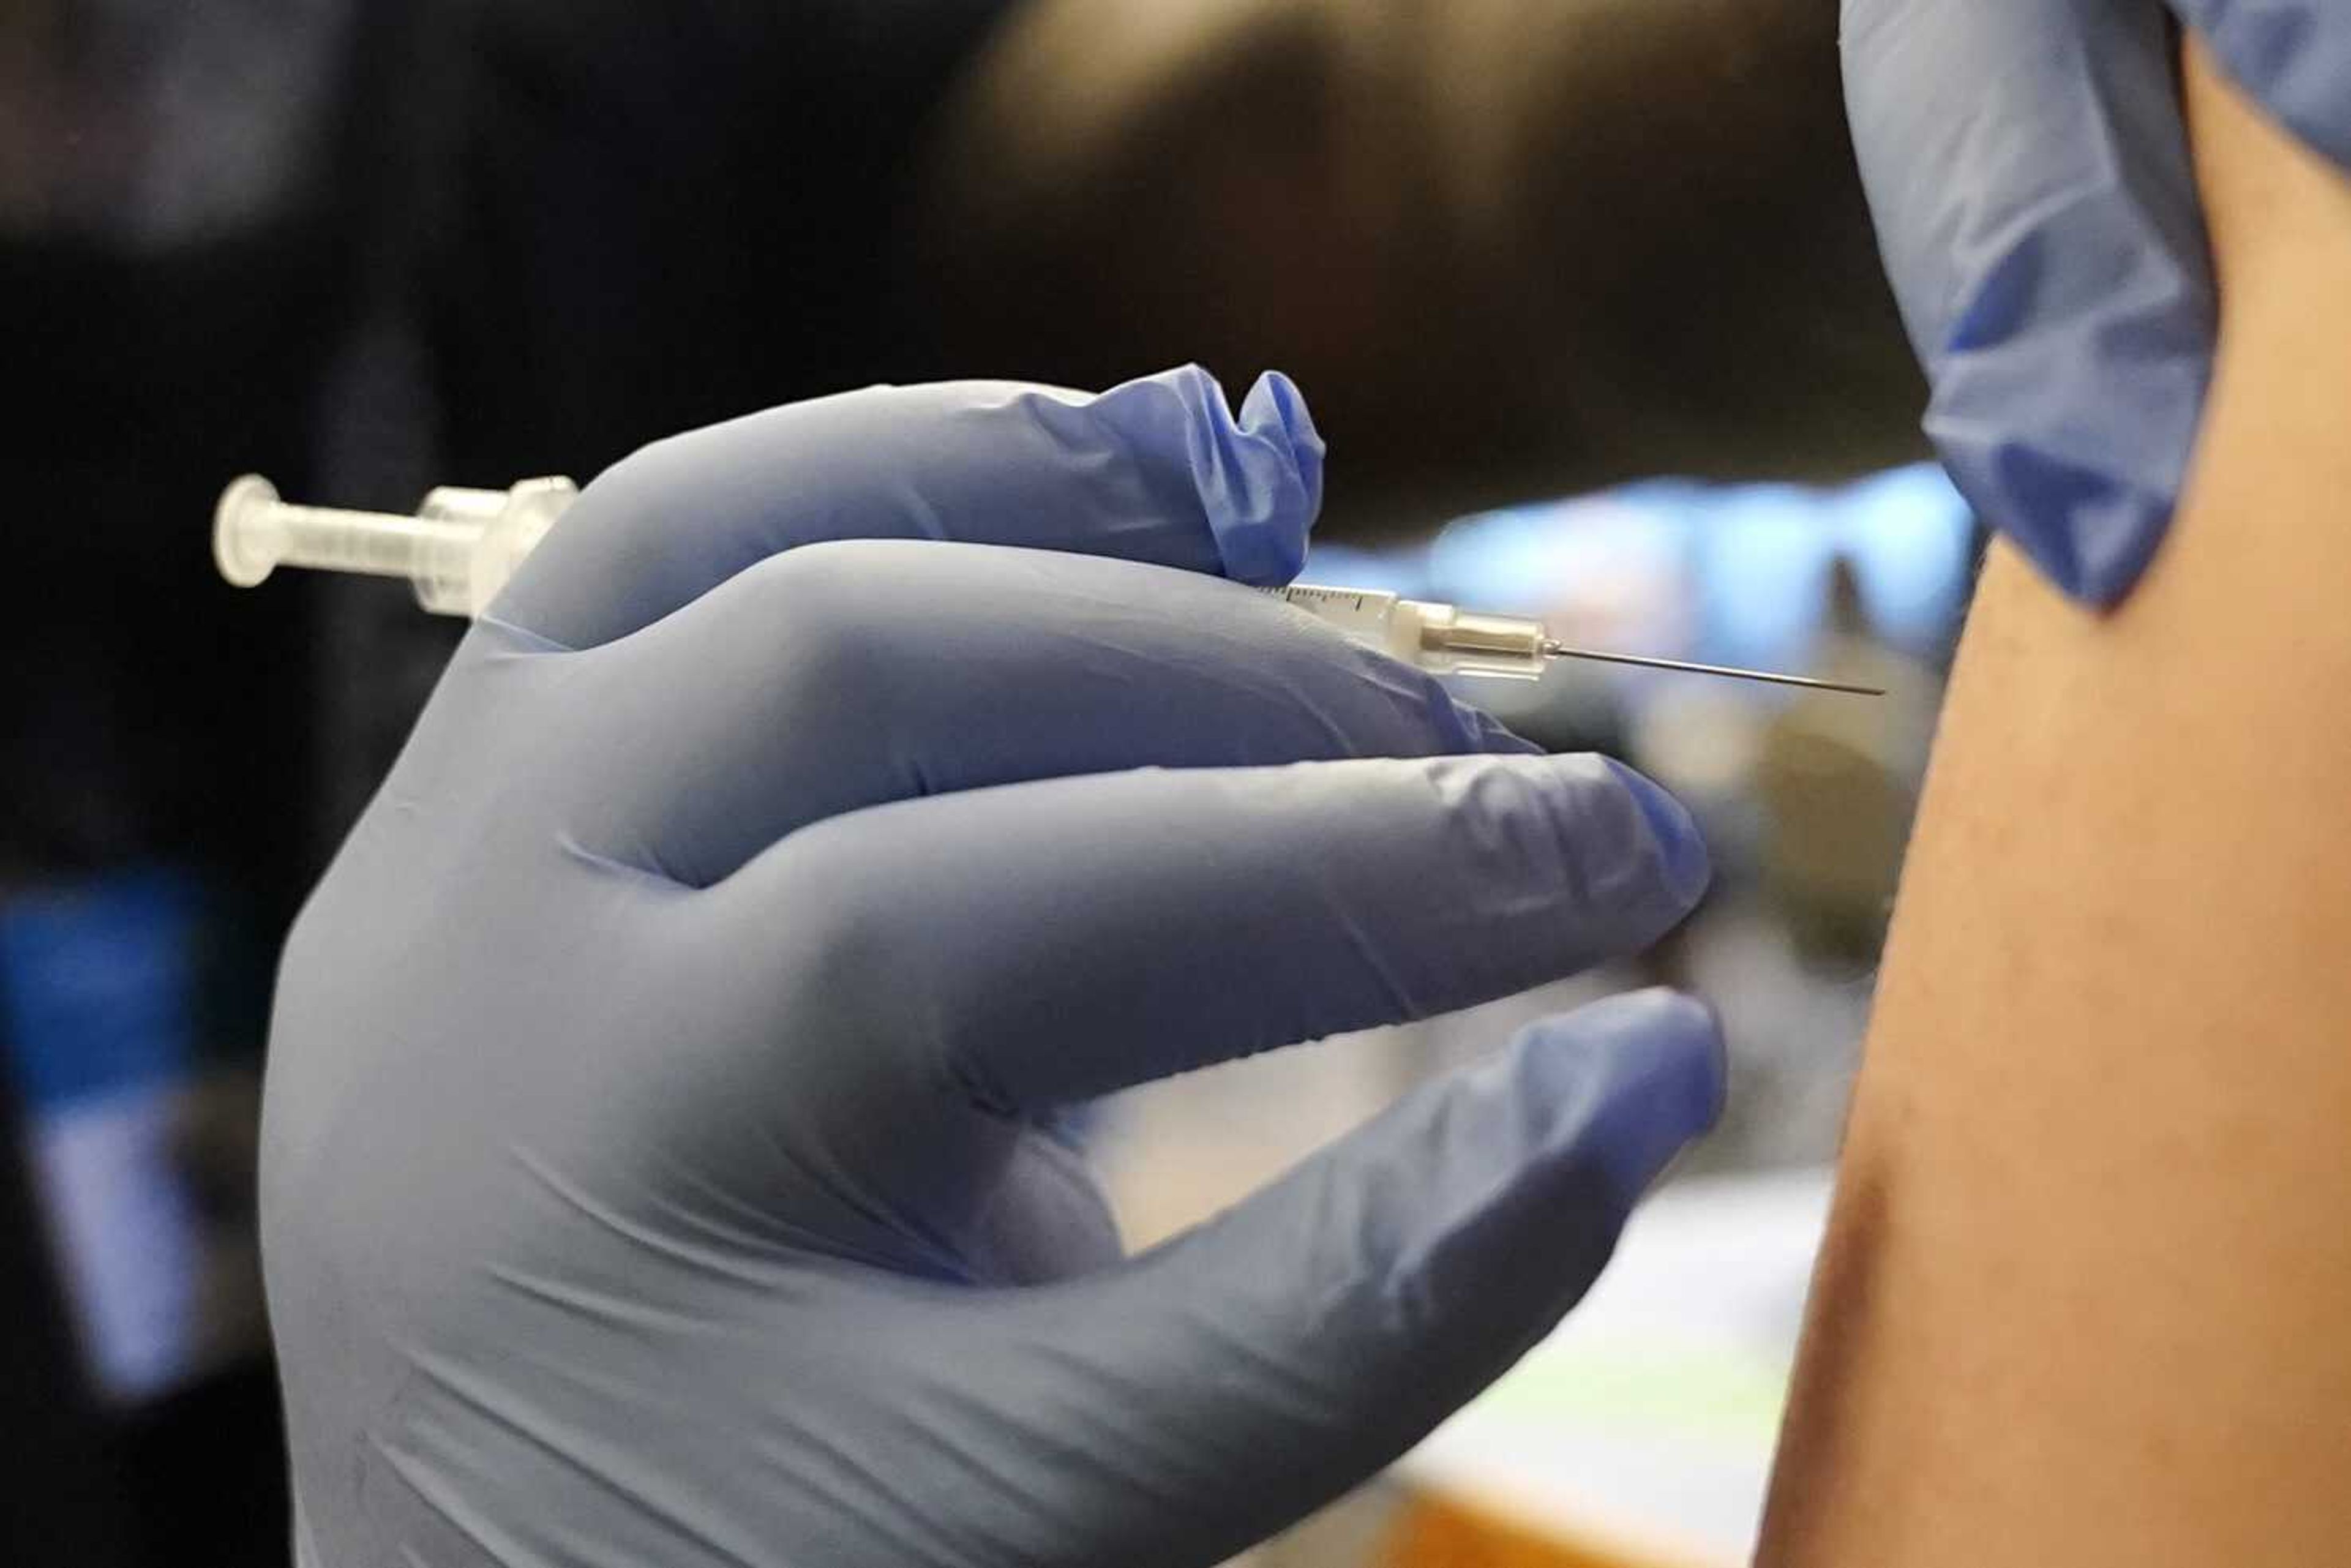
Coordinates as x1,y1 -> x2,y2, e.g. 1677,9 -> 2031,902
1368,1168 -> 1835,1568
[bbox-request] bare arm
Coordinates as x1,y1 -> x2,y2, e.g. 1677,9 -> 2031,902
1757,42 -> 2351,1564
898,0 -> 1924,534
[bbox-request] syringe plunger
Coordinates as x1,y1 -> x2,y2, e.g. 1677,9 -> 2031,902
213,474 -> 577,617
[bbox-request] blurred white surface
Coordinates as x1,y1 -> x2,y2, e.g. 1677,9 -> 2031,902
1396,1167 -> 1832,1565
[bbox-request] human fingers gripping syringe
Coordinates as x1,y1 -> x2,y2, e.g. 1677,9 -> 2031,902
212,475 -> 1878,694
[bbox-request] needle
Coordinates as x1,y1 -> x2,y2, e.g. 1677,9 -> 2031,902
1540,641 -> 1885,696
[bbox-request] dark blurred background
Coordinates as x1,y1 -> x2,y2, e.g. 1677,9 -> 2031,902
2,2 -> 1962,1562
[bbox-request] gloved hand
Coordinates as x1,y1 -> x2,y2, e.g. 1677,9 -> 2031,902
1842,0 -> 2351,604
261,364 -> 1723,1568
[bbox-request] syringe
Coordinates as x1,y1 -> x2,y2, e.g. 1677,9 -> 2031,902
212,474 -> 578,618
213,475 -> 1880,695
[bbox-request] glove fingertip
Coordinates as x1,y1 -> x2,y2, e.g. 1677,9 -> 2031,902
1938,432 -> 2184,607
1518,988 -> 1725,1207
1239,368 -> 1327,509
1183,364 -> 1325,586
1371,992 -> 1723,1361
1598,759 -> 1712,912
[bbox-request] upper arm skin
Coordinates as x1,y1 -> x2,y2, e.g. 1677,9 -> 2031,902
1755,44 -> 2351,1566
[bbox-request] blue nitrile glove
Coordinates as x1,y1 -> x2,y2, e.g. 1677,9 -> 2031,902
260,365 -> 1723,1568
1842,0 -> 2351,604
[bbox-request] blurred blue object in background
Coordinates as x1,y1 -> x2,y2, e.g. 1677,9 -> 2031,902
1687,465 -> 1976,666
0,869 -> 268,1406
1427,463 -> 1975,681
1,872 -> 200,1114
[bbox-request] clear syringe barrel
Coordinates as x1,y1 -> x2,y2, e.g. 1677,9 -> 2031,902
1272,583 -> 1550,678
213,475 -> 578,617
